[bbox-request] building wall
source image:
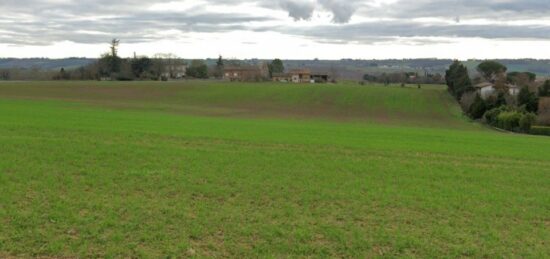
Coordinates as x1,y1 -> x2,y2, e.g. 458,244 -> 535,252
291,75 -> 300,83
224,69 -> 264,81
509,87 -> 521,96
273,76 -> 290,82
480,86 -> 496,100
290,73 -> 311,83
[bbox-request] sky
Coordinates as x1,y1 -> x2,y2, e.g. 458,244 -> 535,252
1,0 -> 550,59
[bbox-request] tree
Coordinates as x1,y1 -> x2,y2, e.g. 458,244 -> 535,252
108,39 -> 121,74
363,74 -> 377,82
519,113 -> 537,132
469,93 -> 487,119
116,60 -> 135,81
477,61 -> 507,81
493,72 -> 508,92
110,39 -> 119,57
54,67 -> 70,80
216,55 -> 224,68
131,57 -> 153,78
518,87 -> 539,113
98,38 -> 122,76
148,53 -> 184,80
459,91 -> 477,112
268,59 -> 284,77
0,69 -> 9,80
186,60 -> 208,79
214,55 -> 224,78
539,80 -> 550,97
484,91 -> 507,111
445,60 -> 473,99
507,72 -> 536,86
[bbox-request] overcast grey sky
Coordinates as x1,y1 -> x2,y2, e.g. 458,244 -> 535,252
1,0 -> 550,59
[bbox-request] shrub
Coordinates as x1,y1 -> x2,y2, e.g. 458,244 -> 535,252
468,94 -> 487,119
484,92 -> 507,111
519,113 -> 537,132
484,106 -> 507,126
497,111 -> 522,131
517,87 -> 539,113
459,91 -> 476,113
530,126 -> 550,136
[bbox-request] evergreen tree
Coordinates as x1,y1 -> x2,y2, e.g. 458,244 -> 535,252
518,87 -> 539,113
130,57 -> 153,78
268,59 -> 284,77
216,55 -> 224,68
98,38 -> 122,76
477,61 -> 507,81
469,94 -> 487,119
445,60 -> 473,99
187,60 -> 208,79
215,55 -> 224,78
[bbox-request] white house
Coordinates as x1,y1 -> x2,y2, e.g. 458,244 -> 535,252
509,85 -> 521,96
474,82 -> 521,99
475,82 -> 495,99
162,65 -> 187,80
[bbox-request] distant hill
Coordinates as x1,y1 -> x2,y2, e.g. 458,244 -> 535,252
462,59 -> 550,77
207,58 -> 550,78
0,58 -> 96,70
2,58 -> 550,78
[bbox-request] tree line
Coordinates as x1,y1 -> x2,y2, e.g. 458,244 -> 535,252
362,71 -> 445,85
45,39 -> 286,81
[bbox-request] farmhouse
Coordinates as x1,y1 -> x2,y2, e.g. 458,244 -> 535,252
289,69 -> 311,83
162,64 -> 187,80
272,69 -> 331,83
224,64 -> 269,82
311,73 -> 330,83
272,72 -> 291,82
474,82 -> 521,99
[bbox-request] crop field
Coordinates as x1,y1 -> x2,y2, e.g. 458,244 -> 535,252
0,81 -> 549,257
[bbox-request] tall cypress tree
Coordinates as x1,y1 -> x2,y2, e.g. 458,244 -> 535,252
445,60 -> 473,100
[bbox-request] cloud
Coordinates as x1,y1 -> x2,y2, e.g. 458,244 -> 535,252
375,0 -> 550,19
284,21 -> 550,45
274,0 -> 360,23
2,0 -> 550,48
278,0 -> 315,21
317,0 -> 359,23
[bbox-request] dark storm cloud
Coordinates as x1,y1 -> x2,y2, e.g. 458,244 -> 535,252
1,0 -> 550,46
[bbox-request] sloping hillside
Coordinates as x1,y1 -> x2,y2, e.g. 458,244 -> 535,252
0,81 -> 471,128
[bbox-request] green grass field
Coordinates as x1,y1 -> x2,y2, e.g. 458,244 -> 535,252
1,81 -> 549,257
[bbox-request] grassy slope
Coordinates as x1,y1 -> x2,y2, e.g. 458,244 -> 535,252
0,81 -> 468,127
0,81 -> 549,257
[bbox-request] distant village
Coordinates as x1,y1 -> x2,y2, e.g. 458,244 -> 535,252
155,62 -> 334,83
